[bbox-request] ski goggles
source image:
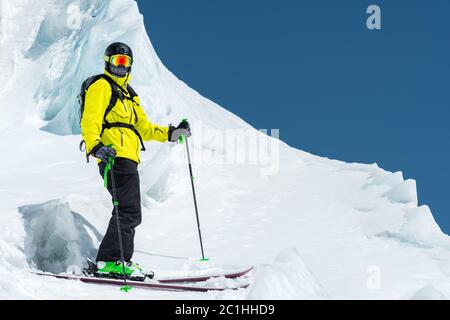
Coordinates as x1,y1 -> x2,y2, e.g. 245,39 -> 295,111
105,54 -> 132,68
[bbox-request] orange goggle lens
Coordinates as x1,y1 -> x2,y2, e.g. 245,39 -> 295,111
109,55 -> 132,68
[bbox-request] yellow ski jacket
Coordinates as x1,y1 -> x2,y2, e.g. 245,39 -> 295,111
81,71 -> 169,164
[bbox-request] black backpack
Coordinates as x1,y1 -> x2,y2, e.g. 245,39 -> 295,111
78,74 -> 146,162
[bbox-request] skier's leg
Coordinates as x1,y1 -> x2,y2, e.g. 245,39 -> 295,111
96,158 -> 142,262
119,171 -> 141,261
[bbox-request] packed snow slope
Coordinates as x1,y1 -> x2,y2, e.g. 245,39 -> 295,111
1,0 -> 450,300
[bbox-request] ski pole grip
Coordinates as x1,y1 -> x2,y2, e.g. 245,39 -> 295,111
103,144 -> 115,188
178,118 -> 189,144
104,162 -> 110,188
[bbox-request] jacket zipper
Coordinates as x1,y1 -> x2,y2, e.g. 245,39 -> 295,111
119,130 -> 124,147
129,104 -> 133,124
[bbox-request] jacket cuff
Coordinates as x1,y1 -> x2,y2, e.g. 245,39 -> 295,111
89,142 -> 105,156
168,125 -> 175,142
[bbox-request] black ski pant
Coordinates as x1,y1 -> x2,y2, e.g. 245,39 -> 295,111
96,158 -> 141,262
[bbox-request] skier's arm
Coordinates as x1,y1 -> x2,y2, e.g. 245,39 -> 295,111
81,80 -> 111,154
133,97 -> 169,143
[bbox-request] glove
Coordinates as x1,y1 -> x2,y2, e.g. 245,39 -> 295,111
91,143 -> 117,164
168,120 -> 192,142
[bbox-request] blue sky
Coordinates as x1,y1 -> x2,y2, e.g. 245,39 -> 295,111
136,0 -> 450,233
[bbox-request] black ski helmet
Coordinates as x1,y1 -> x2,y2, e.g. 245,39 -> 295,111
104,42 -> 133,78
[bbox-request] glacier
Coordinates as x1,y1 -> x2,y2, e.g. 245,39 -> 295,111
0,0 -> 450,299
19,199 -> 102,275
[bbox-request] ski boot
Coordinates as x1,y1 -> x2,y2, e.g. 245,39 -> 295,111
127,261 -> 155,280
83,259 -> 153,281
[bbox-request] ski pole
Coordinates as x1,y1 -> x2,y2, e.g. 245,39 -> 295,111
182,132 -> 208,261
105,156 -> 131,292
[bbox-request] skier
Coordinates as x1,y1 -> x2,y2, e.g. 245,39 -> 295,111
80,42 -> 191,279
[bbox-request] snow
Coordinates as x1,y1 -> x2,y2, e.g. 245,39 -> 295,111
382,179 -> 417,205
410,285 -> 447,300
397,206 -> 450,247
0,0 -> 449,300
247,248 -> 329,300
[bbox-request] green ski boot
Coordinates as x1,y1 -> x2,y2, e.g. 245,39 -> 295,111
127,261 -> 155,279
95,261 -> 147,281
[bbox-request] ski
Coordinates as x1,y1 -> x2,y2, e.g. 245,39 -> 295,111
156,266 -> 254,283
33,272 -> 250,292
83,259 -> 253,284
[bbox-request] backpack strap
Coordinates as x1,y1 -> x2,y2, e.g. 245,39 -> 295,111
98,74 -> 121,123
127,84 -> 138,101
